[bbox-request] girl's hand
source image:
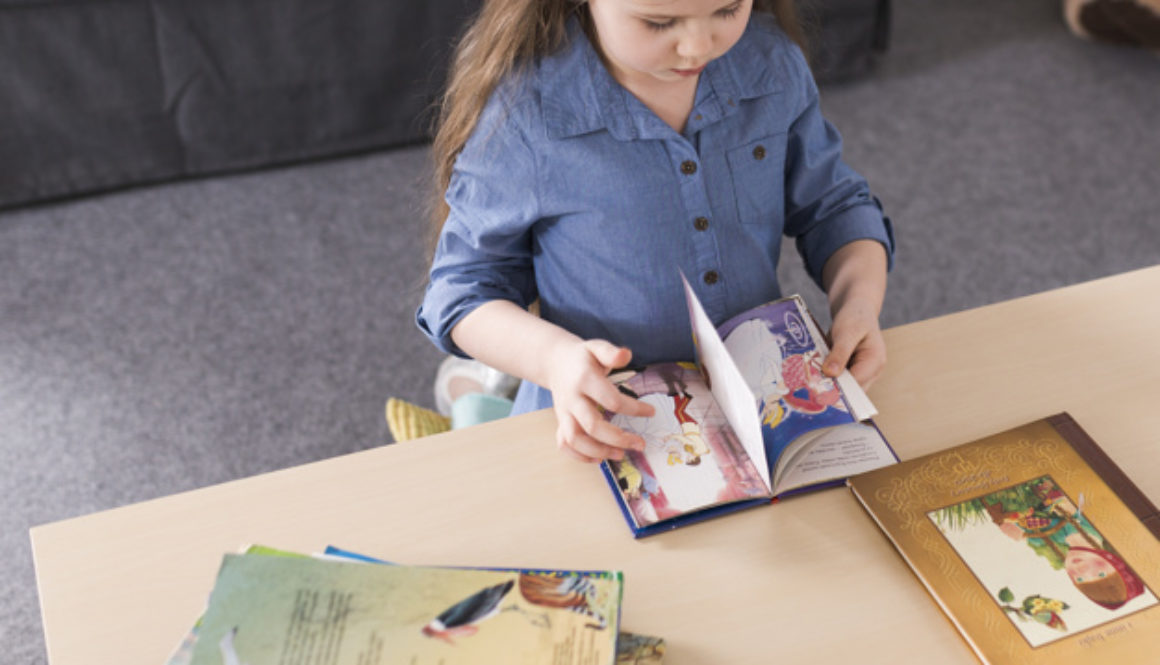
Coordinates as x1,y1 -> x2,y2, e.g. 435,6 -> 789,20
820,239 -> 889,389
546,339 -> 655,463
823,297 -> 886,389
448,301 -> 655,462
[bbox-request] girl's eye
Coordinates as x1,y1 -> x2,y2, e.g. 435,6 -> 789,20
717,4 -> 742,19
642,2 -> 741,32
1075,576 -> 1084,582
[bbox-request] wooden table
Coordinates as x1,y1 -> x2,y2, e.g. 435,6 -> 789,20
31,267 -> 1160,664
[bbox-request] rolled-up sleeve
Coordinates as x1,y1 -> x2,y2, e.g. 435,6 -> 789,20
415,97 -> 542,356
782,52 -> 895,288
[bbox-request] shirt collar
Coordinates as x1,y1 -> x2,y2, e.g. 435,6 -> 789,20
539,15 -> 785,142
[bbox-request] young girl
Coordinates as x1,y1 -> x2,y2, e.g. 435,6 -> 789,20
417,0 -> 895,463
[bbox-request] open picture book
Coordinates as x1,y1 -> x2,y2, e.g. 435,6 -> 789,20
600,275 -> 897,537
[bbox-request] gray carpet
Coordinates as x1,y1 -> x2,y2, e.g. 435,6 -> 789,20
4,1 -> 1159,660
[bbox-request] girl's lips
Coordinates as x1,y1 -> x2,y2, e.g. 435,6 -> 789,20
672,64 -> 706,77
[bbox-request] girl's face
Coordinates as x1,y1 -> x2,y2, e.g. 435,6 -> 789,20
587,0 -> 752,89
1065,549 -> 1117,583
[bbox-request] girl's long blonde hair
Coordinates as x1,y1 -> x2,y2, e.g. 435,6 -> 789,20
428,0 -> 805,248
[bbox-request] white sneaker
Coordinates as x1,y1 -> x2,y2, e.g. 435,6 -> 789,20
433,357 -> 520,417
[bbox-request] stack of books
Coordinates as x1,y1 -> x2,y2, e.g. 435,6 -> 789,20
165,544 -> 664,665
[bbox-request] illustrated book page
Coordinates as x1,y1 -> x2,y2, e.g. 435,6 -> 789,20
187,552 -> 624,665
710,291 -> 895,495
603,361 -> 774,535
847,413 -> 1160,665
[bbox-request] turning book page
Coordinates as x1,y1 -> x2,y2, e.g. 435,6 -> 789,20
681,276 -> 770,488
680,275 -> 893,495
716,297 -> 892,493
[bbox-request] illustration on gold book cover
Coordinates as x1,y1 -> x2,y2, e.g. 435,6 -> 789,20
930,474 -> 1157,647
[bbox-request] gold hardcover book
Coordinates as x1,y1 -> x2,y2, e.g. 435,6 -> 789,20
848,413 -> 1160,664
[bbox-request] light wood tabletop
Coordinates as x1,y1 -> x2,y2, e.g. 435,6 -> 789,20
31,266 -> 1160,665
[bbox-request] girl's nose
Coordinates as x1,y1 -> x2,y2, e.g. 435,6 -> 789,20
677,23 -> 713,61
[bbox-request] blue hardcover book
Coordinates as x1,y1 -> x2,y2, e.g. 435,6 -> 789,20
599,276 -> 898,538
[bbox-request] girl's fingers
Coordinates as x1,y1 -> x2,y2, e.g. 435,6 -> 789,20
824,330 -> 859,377
585,417 -> 646,452
609,391 -> 656,418
558,426 -> 624,462
555,397 -> 645,461
580,340 -> 654,417
549,339 -> 677,461
585,379 -> 655,419
847,356 -> 880,388
844,330 -> 887,387
571,361 -> 654,416
567,398 -> 645,451
585,339 -> 633,372
848,344 -> 886,388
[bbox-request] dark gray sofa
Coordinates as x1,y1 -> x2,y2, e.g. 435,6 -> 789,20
0,1 -> 476,209
0,0 -> 887,210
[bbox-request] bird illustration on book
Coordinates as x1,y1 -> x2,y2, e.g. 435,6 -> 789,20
421,580 -> 515,645
518,572 -> 610,630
